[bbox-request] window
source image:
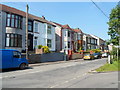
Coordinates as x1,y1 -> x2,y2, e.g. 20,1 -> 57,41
47,25 -> 52,34
18,35 -> 22,47
68,41 -> 70,48
6,34 -> 10,47
77,34 -> 81,40
91,39 -> 94,44
7,13 -> 11,26
14,34 -> 17,47
28,20 -> 33,32
6,13 -> 22,29
10,34 -> 14,47
95,39 -> 97,45
64,31 -> 67,37
47,39 -> 52,48
34,37 -> 38,47
68,31 -> 70,37
88,38 -> 90,43
34,23 -> 38,32
13,51 -> 21,58
5,33 -> 22,47
11,14 -> 15,27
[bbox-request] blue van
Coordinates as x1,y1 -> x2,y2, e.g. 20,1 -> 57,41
0,49 -> 28,69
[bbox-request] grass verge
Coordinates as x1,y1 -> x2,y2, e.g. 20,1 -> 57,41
96,60 -> 120,72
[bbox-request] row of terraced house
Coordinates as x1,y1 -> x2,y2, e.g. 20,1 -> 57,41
0,4 -> 108,54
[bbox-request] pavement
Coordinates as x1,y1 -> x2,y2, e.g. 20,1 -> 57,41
29,59 -> 84,67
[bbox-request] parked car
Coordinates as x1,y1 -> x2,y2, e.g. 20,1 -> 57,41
0,49 -> 28,69
83,53 -> 94,60
93,53 -> 102,59
102,53 -> 108,58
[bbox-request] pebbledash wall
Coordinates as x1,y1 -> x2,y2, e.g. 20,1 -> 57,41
0,4 -> 56,52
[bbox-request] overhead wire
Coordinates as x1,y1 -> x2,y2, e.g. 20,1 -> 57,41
90,0 -> 109,19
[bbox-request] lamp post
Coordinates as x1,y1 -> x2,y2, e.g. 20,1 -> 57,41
26,4 -> 29,60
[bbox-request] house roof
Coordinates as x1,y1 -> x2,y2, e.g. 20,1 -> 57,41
90,34 -> 105,41
53,22 -> 73,30
0,4 -> 56,27
53,22 -> 84,34
72,28 -> 83,33
62,24 -> 72,30
53,22 -> 63,27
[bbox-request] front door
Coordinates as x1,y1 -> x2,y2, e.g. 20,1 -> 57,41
28,34 -> 33,51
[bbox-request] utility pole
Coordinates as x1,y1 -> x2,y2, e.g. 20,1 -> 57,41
26,4 -> 29,60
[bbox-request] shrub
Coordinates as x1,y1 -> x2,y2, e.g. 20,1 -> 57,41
38,45 -> 43,49
110,47 -> 120,61
42,46 -> 50,53
91,49 -> 101,53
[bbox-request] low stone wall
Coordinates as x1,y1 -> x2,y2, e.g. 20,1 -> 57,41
22,54 -> 41,64
71,53 -> 83,60
40,53 -> 65,62
22,52 -> 65,64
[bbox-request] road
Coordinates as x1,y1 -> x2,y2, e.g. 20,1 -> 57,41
1,58 -> 118,88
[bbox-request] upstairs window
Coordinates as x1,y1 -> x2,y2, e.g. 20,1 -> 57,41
68,31 -> 71,37
34,23 -> 38,32
47,25 -> 52,34
28,20 -> 33,32
6,13 -> 22,29
88,38 -> 90,43
77,33 -> 81,40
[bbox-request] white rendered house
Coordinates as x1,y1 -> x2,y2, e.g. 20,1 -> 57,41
33,20 -> 56,51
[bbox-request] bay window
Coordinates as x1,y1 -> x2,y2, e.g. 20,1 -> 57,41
6,13 -> 22,29
68,31 -> 71,37
68,41 -> 70,48
6,33 -> 22,47
47,25 -> 52,34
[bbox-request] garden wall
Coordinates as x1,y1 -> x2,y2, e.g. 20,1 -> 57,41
22,52 -> 65,64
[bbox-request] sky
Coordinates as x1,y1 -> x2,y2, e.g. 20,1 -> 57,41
1,2 -> 118,40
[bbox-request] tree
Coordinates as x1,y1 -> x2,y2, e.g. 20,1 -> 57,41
107,4 -> 120,45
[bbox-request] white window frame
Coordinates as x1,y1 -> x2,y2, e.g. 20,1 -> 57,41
34,22 -> 38,32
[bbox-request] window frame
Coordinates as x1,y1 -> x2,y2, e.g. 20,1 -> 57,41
34,22 -> 39,32
68,41 -> 70,48
47,25 -> 52,34
5,33 -> 22,48
6,13 -> 23,29
28,20 -> 33,32
47,39 -> 52,48
68,31 -> 71,37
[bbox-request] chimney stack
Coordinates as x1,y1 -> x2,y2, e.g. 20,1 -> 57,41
42,16 -> 45,19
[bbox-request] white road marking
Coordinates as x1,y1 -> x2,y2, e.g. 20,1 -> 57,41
65,81 -> 69,83
49,72 -> 88,88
